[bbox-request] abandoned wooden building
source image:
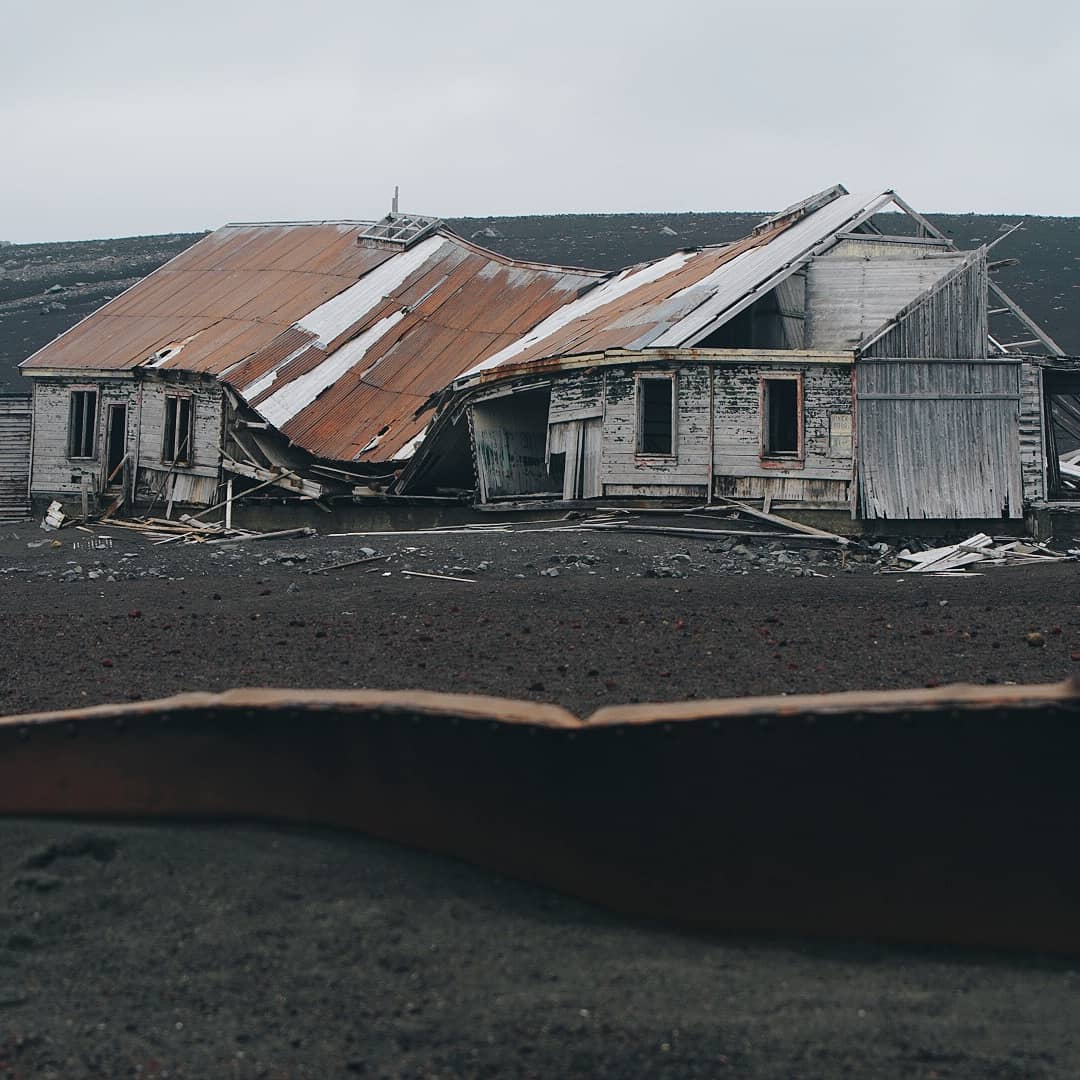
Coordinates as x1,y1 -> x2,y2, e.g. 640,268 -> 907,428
407,186 -> 1079,523
19,214 -> 603,513
18,185 -> 1080,528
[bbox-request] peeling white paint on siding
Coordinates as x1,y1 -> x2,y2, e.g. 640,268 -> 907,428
258,311 -> 407,429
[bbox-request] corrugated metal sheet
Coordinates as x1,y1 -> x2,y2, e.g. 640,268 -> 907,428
857,359 -> 1023,520
21,221 -> 603,466
464,190 -> 894,378
238,240 -> 602,463
21,223 -> 396,374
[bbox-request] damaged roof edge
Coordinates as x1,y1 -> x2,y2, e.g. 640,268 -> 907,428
452,346 -> 856,390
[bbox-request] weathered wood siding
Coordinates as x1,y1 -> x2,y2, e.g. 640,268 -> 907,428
1019,360 -> 1046,503
709,362 -> 853,486
29,377 -> 135,497
857,359 -> 1023,520
29,375 -> 223,505
862,257 -> 988,360
823,238 -> 948,261
602,364 -> 709,495
806,256 -> 971,351
541,359 -> 855,502
0,395 -> 32,521
132,380 -> 221,481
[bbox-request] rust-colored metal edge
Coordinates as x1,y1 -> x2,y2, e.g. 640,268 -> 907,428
589,677 -> 1080,727
2,679 -> 1080,952
0,687 -> 581,731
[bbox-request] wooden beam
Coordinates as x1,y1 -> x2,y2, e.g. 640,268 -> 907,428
716,497 -> 850,544
221,459 -> 324,499
888,192 -> 1061,356
988,281 -> 1065,356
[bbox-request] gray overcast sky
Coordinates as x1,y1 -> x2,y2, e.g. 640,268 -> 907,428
3,0 -> 1078,242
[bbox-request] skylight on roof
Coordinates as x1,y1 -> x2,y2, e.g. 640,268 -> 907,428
358,213 -> 442,248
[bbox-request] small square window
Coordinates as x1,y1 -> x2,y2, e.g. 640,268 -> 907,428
761,376 -> 803,458
637,375 -> 676,456
67,389 -> 98,459
162,394 -> 194,465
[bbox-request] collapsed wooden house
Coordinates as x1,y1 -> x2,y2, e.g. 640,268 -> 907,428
18,186 -> 1080,528
409,186 -> 1080,525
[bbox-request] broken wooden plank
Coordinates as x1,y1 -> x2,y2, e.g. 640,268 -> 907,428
904,534 -> 994,573
716,498 -> 851,544
188,470 -> 300,523
400,570 -> 476,583
207,527 -> 317,545
221,459 -> 324,500
306,554 -> 392,574
538,524 -> 830,541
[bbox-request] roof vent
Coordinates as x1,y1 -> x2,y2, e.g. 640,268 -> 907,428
358,212 -> 442,249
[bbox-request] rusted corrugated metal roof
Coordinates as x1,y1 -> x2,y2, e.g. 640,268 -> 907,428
22,220 -> 603,465
21,188 -> 897,468
220,231 -> 604,462
461,190 -> 895,380
21,223 -> 398,375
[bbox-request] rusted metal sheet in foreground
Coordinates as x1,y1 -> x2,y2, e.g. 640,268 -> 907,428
2,680 -> 1079,952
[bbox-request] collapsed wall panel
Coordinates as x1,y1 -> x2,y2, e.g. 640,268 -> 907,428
470,387 -> 555,499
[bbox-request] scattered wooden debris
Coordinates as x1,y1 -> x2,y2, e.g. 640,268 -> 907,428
40,500 -> 66,531
92,516 -> 317,546
888,533 -> 1073,574
401,570 -> 476,583
306,553 -> 391,574
713,498 -> 852,544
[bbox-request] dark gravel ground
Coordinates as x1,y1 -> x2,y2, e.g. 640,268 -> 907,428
1,520 -> 1079,1078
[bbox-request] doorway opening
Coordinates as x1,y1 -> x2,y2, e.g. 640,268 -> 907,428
105,404 -> 127,488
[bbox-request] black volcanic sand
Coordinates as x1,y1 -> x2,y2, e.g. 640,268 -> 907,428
1,523 -> 1079,1078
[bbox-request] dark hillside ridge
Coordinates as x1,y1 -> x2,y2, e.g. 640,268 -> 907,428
2,212 -> 1077,392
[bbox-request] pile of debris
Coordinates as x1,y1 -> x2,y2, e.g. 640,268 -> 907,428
884,533 -> 1075,575
40,499 -> 315,546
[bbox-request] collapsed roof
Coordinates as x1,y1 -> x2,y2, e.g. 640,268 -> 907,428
21,218 -> 602,463
22,185 -> 1060,470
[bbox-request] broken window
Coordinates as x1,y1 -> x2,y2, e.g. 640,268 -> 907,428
761,376 -> 802,457
637,375 -> 676,456
162,394 -> 194,465
67,389 -> 98,458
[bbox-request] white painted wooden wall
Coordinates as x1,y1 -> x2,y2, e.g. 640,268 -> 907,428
28,375 -> 223,505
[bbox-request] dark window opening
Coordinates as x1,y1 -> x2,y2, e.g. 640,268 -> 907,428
763,378 -> 799,456
547,451 -> 566,492
638,377 -> 674,455
105,405 -> 127,483
67,389 -> 98,458
162,395 -> 193,465
1045,374 -> 1080,498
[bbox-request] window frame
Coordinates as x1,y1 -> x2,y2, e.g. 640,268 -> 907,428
759,372 -> 804,461
635,372 -> 678,459
161,391 -> 195,466
67,386 -> 99,460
